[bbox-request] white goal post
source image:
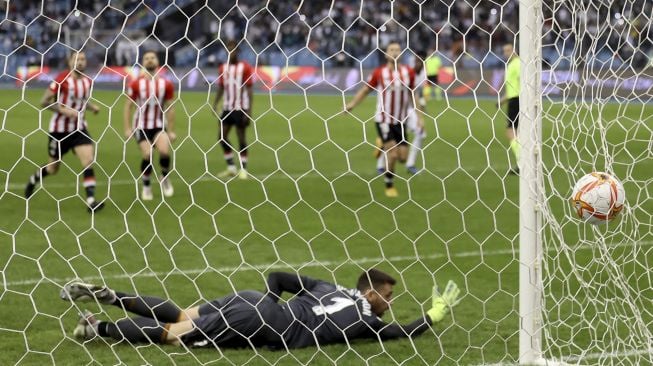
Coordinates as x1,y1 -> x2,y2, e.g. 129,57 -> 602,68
519,0 -> 545,364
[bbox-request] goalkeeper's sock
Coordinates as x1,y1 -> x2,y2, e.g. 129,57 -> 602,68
509,138 -> 521,162
111,292 -> 182,323
97,318 -> 167,344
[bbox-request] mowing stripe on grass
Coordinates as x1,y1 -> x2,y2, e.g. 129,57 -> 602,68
3,240 -> 651,287
4,165 -> 510,191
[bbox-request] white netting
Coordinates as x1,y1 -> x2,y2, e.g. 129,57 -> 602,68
0,0 -> 651,365
540,1 -> 653,364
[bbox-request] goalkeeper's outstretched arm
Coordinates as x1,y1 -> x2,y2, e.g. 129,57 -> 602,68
376,280 -> 461,340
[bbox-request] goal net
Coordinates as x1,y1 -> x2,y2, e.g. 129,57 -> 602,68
538,0 -> 653,364
0,0 -> 651,365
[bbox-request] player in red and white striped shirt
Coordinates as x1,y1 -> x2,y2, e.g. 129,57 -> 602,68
212,41 -> 254,180
124,51 -> 176,200
24,51 -> 104,212
346,41 -> 424,197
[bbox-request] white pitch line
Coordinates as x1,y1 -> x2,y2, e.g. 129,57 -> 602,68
3,240 -> 652,288
564,347 -> 653,362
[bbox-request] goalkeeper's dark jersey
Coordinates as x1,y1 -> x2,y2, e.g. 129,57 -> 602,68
265,272 -> 432,349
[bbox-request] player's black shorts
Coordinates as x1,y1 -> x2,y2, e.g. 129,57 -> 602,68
221,110 -> 250,127
427,74 -> 439,85
181,290 -> 286,349
375,122 -> 408,145
133,128 -> 163,143
48,129 -> 93,159
507,97 -> 519,129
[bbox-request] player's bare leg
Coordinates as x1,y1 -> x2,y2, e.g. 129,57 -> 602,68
155,131 -> 174,196
25,157 -> 60,198
397,145 -> 408,165
218,123 -> 237,178
383,141 -> 400,198
235,125 -> 248,179
75,144 -> 103,212
138,140 -> 154,200
406,116 -> 426,175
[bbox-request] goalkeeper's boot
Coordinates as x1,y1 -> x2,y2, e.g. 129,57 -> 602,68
161,177 -> 174,197
73,310 -> 99,340
238,169 -> 249,180
61,282 -> 116,304
385,187 -> 398,198
407,166 -> 419,175
373,137 -> 383,159
217,166 -> 238,179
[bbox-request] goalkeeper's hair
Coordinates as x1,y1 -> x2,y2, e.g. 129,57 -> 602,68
356,269 -> 396,292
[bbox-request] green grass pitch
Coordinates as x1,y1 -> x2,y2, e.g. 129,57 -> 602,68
0,87 -> 651,365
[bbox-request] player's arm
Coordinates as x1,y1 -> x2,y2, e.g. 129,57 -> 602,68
163,82 -> 177,141
412,88 -> 425,131
165,102 -> 176,141
376,280 -> 461,340
375,317 -> 432,340
410,69 -> 425,130
41,88 -> 77,118
245,83 -> 253,117
345,85 -> 372,112
123,95 -> 135,139
212,85 -> 224,115
265,272 -> 320,302
87,101 -> 100,114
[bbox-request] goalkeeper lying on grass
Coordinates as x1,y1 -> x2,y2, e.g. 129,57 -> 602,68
60,269 -> 460,350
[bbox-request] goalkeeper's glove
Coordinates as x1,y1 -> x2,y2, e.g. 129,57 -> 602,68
427,280 -> 461,323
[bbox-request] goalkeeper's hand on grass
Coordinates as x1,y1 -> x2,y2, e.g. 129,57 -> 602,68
427,280 -> 461,323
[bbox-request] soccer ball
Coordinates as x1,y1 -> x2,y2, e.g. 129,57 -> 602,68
571,172 -> 625,225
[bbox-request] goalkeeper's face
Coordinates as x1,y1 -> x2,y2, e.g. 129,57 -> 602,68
365,283 -> 394,317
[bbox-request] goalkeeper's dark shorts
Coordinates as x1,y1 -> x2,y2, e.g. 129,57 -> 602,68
506,97 -> 519,129
180,290 -> 286,349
